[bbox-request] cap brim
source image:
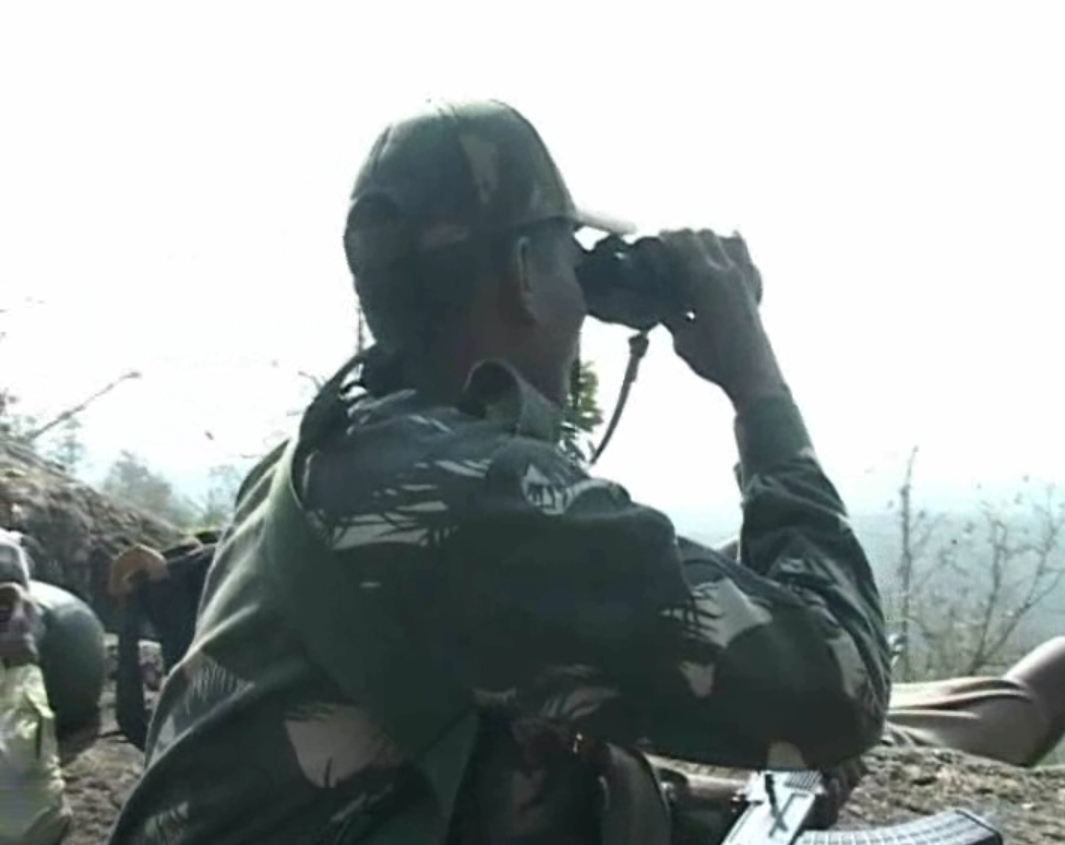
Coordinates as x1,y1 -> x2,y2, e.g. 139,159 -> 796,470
573,208 -> 637,237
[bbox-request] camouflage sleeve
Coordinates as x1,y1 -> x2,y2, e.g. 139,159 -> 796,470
440,392 -> 888,770
300,392 -> 890,772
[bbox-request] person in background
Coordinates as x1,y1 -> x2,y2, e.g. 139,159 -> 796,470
0,560 -> 72,844
0,526 -> 32,586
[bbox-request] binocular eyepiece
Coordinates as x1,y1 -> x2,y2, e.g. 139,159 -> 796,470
576,236 -> 686,333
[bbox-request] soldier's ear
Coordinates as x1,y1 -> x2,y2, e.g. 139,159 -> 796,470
496,234 -> 538,328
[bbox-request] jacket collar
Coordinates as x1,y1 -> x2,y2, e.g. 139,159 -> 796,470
457,359 -> 563,443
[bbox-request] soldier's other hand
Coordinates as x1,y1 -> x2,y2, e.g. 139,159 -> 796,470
813,757 -> 868,829
658,229 -> 786,410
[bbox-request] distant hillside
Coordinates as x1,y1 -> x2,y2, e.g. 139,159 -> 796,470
0,436 -> 183,629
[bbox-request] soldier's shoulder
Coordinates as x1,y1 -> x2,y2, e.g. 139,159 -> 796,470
296,388 -> 528,526
295,358 -> 638,536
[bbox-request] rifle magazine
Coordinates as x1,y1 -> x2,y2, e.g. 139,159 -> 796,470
796,809 -> 1003,845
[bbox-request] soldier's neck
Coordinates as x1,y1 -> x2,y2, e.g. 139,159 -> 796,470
404,352 -> 471,408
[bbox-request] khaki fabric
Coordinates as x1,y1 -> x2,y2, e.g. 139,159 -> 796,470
0,662 -> 72,845
884,676 -> 1057,766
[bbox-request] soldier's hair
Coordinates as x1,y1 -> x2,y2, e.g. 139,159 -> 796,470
349,199 -> 569,396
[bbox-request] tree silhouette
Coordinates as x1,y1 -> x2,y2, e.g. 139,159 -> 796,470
101,451 -> 198,529
890,448 -> 1065,680
560,360 -> 604,465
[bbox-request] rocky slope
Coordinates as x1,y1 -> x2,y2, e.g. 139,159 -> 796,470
0,437 -> 182,628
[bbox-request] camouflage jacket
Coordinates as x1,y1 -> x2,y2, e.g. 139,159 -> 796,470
106,359 -> 890,845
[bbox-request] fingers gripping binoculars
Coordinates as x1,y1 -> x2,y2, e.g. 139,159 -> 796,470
571,231 -> 762,464
575,233 -> 762,332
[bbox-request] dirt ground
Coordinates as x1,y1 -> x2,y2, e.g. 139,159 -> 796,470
63,683 -> 144,845
65,682 -> 1065,845
670,748 -> 1065,845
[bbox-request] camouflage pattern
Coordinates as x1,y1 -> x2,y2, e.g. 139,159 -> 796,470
344,99 -> 630,275
106,359 -> 890,845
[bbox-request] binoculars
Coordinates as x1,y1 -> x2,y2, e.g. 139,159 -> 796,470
576,233 -> 761,333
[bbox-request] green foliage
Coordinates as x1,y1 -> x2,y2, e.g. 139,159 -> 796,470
560,360 -> 604,465
96,451 -> 242,533
45,416 -> 86,474
100,450 -> 199,529
195,464 -> 246,528
0,389 -> 37,441
0,388 -> 18,436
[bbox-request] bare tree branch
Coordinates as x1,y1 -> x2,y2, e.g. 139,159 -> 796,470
890,452 -> 1065,680
22,370 -> 142,443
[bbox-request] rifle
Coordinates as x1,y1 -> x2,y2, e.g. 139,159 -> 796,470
655,766 -> 1004,845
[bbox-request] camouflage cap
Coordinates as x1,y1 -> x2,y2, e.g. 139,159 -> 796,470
344,99 -> 633,274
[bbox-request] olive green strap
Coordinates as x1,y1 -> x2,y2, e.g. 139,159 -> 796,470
261,437 -> 477,842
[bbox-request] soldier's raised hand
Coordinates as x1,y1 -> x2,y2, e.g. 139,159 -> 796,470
659,228 -> 786,410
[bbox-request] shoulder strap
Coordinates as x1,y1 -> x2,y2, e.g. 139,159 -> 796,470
261,435 -> 478,842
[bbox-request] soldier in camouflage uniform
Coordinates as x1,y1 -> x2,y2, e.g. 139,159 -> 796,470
106,100 -> 891,845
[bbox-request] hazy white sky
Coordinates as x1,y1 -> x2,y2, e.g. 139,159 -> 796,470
2,2 -> 1063,536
